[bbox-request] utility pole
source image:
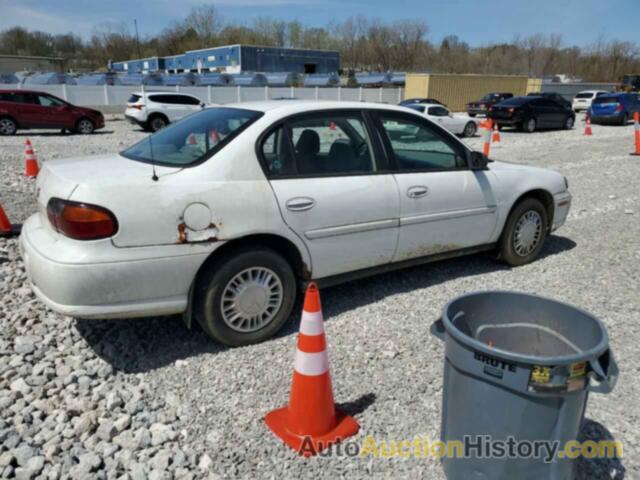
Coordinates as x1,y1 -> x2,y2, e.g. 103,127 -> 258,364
134,19 -> 142,59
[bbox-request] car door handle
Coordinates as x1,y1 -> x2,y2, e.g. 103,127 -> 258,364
407,186 -> 429,199
286,197 -> 315,212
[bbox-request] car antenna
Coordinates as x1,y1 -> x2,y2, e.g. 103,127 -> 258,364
148,135 -> 159,182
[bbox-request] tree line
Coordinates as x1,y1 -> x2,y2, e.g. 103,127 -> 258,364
1,5 -> 638,82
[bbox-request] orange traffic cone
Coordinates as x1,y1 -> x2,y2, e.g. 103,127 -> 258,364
631,111 -> 640,156
492,123 -> 501,143
264,283 -> 359,456
584,114 -> 593,136
483,119 -> 492,157
0,204 -> 20,237
24,139 -> 39,177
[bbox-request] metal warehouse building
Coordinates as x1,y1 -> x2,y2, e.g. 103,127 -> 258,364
111,45 -> 339,75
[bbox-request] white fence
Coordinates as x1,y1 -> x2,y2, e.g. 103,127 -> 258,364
4,84 -> 404,109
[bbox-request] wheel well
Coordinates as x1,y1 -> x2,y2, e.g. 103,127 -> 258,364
507,189 -> 555,231
0,115 -> 18,127
183,234 -> 308,329
148,112 -> 168,123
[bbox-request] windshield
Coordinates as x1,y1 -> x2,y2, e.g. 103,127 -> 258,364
592,96 -> 620,105
121,107 -> 263,167
575,93 -> 594,99
407,104 -> 426,113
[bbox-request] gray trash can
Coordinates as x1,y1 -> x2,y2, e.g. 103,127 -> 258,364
431,291 -> 618,480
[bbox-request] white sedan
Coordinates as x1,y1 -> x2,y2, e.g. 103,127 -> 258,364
405,103 -> 479,137
572,90 -> 609,112
21,101 -> 571,346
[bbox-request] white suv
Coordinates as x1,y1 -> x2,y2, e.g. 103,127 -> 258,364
125,92 -> 206,131
572,90 -> 609,112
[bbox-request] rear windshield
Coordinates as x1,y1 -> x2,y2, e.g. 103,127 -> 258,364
592,96 -> 620,105
121,107 -> 263,167
407,104 -> 425,113
498,97 -> 529,106
575,93 -> 594,99
128,94 -> 142,103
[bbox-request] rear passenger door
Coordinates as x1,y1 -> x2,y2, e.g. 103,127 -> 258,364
261,110 -> 400,279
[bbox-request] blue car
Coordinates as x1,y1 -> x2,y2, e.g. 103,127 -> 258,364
589,93 -> 640,125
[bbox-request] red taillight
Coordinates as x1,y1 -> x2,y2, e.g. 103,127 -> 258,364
615,104 -> 623,112
507,108 -> 514,113
128,104 -> 144,110
47,198 -> 118,240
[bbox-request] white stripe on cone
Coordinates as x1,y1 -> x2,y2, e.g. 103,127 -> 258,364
294,350 -> 329,376
299,310 -> 325,336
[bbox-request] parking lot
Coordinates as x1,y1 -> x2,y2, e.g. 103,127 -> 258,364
1,115 -> 639,479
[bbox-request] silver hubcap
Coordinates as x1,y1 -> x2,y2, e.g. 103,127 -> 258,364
0,119 -> 15,134
465,123 -> 476,136
221,267 -> 284,332
79,120 -> 92,133
566,117 -> 573,128
152,119 -> 165,130
513,210 -> 543,256
527,119 -> 535,131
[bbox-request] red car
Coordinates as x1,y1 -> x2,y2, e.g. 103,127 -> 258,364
0,89 -> 104,135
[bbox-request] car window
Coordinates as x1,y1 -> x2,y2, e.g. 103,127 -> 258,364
407,105 -> 425,113
264,112 -> 376,177
0,92 -> 16,102
37,95 -> 65,107
379,114 -> 465,171
177,95 -> 201,106
122,107 -> 262,167
428,106 -> 449,117
128,94 -> 142,103
16,93 -> 39,104
575,93 -> 594,99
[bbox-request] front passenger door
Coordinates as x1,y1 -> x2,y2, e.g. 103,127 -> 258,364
375,111 -> 498,262
264,111 -> 400,279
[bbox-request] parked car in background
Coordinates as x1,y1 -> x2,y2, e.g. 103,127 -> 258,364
399,98 -> 446,107
466,92 -> 513,117
572,90 -> 609,112
125,92 -> 207,132
405,103 -> 478,137
527,92 -> 571,109
21,101 -> 571,346
589,93 -> 640,125
0,89 -> 104,136
488,96 -> 576,132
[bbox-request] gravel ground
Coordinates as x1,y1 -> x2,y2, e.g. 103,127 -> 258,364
1,115 -> 639,479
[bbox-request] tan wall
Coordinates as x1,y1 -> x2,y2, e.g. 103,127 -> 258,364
405,73 -> 533,111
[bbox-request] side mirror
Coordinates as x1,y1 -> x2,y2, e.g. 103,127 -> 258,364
200,102 -> 206,108
469,151 -> 488,170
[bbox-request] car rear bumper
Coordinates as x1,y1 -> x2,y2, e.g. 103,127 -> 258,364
552,191 -> 571,231
20,214 -> 212,319
590,114 -> 624,124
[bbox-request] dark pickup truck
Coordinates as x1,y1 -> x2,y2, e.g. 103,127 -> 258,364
467,92 -> 513,117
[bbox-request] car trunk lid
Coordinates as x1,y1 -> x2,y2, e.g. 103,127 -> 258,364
591,98 -> 621,115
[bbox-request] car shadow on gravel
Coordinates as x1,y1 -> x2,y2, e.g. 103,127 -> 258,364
76,234 -> 576,373
576,418 -> 625,479
15,131 -> 115,137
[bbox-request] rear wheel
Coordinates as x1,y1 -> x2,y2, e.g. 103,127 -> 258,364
620,113 -> 628,126
468,113 -> 477,118
463,121 -> 477,137
75,118 -> 95,134
523,117 -> 537,133
195,248 -> 296,346
0,117 -> 17,136
499,198 -> 548,266
148,115 -> 168,132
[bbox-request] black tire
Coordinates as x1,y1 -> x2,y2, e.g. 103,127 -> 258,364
620,113 -> 628,126
463,121 -> 477,137
0,117 -> 17,136
522,117 -> 537,133
564,115 -> 575,130
195,248 -> 296,346
148,114 -> 168,132
499,198 -> 548,267
75,118 -> 95,135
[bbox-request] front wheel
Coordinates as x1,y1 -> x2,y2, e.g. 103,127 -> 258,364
564,115 -> 575,130
76,118 -> 95,134
195,248 -> 296,346
463,121 -> 477,137
499,198 -> 548,266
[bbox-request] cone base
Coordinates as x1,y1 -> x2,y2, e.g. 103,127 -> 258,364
265,406 -> 359,457
630,153 -> 640,156
0,224 -> 22,238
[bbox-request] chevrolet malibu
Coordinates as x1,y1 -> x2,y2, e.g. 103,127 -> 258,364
21,101 -> 572,346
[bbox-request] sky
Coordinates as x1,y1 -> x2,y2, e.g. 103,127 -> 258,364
0,0 -> 635,47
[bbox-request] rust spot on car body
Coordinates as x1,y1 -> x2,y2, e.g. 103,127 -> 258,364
177,222 -> 219,244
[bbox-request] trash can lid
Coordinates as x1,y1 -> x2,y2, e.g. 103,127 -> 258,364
441,290 -> 610,365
